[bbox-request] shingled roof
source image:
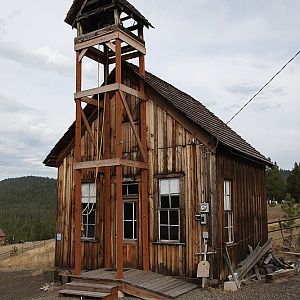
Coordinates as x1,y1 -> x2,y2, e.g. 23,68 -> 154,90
65,0 -> 153,28
43,63 -> 270,167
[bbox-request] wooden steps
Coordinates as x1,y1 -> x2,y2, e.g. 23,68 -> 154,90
59,269 -> 199,300
59,279 -> 120,299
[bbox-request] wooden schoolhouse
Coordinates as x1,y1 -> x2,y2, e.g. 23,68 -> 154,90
44,0 -> 271,289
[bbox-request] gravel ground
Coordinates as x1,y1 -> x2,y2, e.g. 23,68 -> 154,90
0,269 -> 299,300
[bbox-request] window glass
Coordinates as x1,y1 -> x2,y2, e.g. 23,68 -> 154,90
160,179 -> 169,195
159,178 -> 181,242
160,195 -> 170,208
170,178 -> 180,194
224,180 -> 234,243
171,195 -> 180,208
81,182 -> 96,240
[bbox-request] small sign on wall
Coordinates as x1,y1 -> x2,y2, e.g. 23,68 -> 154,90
56,233 -> 62,241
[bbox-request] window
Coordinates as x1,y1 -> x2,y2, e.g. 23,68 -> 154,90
123,202 -> 137,240
224,180 -> 234,243
82,183 -> 96,240
159,178 -> 180,242
123,183 -> 138,240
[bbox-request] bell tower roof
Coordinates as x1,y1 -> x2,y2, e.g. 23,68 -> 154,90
65,0 -> 153,29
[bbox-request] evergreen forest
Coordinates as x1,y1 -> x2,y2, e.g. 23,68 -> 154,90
0,176 -> 57,243
266,162 -> 300,203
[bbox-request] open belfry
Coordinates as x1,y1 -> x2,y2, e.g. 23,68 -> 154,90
67,0 -> 153,279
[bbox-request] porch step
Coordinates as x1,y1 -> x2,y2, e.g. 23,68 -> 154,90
59,279 -> 120,299
59,289 -> 110,299
66,281 -> 118,293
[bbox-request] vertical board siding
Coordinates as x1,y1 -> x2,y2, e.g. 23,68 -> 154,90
215,149 -> 268,281
53,71 -> 266,281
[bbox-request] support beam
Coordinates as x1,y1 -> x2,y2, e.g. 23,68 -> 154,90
120,83 -> 147,101
115,38 -> 123,280
80,108 -> 97,150
75,83 -> 119,99
75,31 -> 119,51
120,91 -> 147,162
74,51 -> 83,276
80,96 -> 103,107
74,159 -> 148,170
78,48 -> 88,62
139,49 -> 150,271
103,45 -> 112,269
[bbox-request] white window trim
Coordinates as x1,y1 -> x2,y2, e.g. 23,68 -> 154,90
224,180 -> 234,244
123,202 -> 137,241
158,178 -> 181,242
81,182 -> 96,240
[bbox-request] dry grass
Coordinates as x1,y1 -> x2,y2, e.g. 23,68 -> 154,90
0,240 -> 55,272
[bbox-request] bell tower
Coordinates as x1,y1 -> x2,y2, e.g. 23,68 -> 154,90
65,0 -> 153,279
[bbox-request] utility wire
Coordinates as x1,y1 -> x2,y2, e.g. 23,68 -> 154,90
226,50 -> 300,126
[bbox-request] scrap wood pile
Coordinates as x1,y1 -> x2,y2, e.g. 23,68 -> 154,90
232,239 -> 296,285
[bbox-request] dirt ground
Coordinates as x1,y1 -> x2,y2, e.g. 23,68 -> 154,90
0,269 -> 299,300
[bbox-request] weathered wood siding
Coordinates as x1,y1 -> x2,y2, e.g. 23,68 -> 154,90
214,148 -> 268,280
54,69 -> 267,281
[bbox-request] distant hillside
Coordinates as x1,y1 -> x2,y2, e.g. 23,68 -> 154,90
0,176 -> 57,243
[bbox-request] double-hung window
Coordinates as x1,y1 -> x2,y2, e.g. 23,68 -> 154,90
82,183 -> 96,240
123,183 -> 138,240
159,178 -> 180,242
224,180 -> 234,243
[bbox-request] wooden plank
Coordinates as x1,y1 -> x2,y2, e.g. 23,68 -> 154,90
75,83 -> 119,99
139,53 -> 149,272
85,47 -> 106,64
120,91 -> 147,162
121,283 -> 170,300
80,96 -> 102,107
106,41 -> 116,52
74,51 -> 82,276
80,108 -> 97,150
78,48 -> 88,62
265,269 -> 296,283
118,30 -> 146,54
120,83 -> 146,101
59,289 -> 110,298
103,46 -> 112,270
74,158 -> 122,170
115,38 -> 123,280
75,31 -> 119,51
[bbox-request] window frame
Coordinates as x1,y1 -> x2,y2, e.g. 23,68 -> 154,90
122,182 -> 139,241
224,179 -> 234,244
158,178 -> 181,242
81,182 -> 97,241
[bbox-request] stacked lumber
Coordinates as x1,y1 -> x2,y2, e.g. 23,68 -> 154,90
231,240 -> 295,285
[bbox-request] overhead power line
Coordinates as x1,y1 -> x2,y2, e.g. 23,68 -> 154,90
226,50 -> 300,126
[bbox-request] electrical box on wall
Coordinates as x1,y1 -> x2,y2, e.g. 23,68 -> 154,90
200,202 -> 210,213
200,213 -> 207,225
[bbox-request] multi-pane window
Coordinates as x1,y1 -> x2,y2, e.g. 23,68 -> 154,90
224,180 -> 234,243
82,183 -> 96,240
159,178 -> 180,242
123,183 -> 138,240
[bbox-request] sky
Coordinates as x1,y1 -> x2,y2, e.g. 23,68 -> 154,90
0,0 -> 299,180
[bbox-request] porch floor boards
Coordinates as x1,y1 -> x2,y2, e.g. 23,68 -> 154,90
79,268 -> 200,299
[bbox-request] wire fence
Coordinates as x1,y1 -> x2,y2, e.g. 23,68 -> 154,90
0,240 -> 49,260
268,216 -> 300,243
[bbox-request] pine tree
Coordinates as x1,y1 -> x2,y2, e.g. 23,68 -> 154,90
266,163 -> 286,202
287,163 -> 300,203
281,194 -> 300,232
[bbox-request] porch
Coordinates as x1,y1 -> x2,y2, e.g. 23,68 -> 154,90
59,268 -> 200,299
